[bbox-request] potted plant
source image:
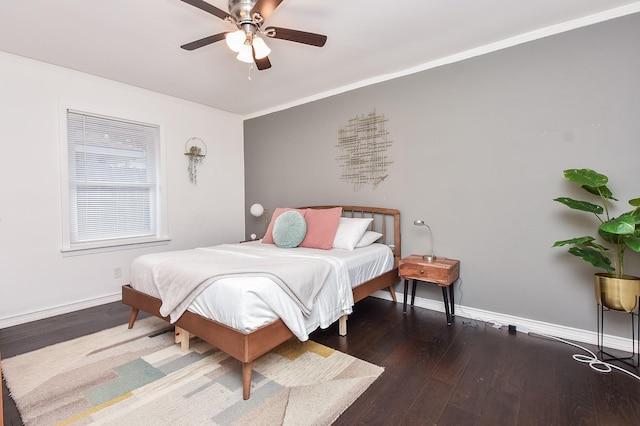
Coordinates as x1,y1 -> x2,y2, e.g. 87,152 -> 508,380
186,145 -> 204,184
553,169 -> 640,311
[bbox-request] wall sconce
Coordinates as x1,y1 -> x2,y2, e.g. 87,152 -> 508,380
414,219 -> 436,262
250,203 -> 268,239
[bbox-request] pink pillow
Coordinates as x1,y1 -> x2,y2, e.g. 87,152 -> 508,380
299,207 -> 343,250
262,208 -> 307,244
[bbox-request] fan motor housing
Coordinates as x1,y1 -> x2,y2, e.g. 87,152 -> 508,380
228,0 -> 258,24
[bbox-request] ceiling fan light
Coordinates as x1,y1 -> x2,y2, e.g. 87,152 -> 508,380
252,36 -> 271,59
236,44 -> 254,63
225,30 -> 246,53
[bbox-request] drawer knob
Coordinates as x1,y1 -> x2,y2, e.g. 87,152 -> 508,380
420,269 -> 425,274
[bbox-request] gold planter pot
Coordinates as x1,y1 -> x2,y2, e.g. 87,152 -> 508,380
595,273 -> 640,312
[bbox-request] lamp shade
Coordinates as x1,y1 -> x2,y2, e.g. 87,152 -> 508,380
225,30 -> 246,52
236,44 -> 254,63
252,36 -> 271,59
250,203 -> 265,217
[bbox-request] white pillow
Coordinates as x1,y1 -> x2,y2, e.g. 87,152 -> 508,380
332,217 -> 373,250
356,231 -> 383,248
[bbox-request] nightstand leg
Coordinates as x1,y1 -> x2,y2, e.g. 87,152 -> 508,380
411,279 -> 417,306
441,286 -> 452,325
449,284 -> 455,318
403,279 -> 409,314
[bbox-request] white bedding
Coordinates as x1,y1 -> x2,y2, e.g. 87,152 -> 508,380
130,241 -> 394,340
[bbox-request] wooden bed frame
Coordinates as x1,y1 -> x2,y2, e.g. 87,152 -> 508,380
122,206 -> 401,400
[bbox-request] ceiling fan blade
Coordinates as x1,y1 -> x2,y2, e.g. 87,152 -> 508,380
253,46 -> 272,70
251,0 -> 284,23
180,33 -> 227,50
263,27 -> 327,47
180,0 -> 232,21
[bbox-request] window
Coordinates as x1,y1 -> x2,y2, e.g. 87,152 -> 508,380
61,109 -> 167,252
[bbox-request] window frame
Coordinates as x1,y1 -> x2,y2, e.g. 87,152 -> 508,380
59,102 -> 169,254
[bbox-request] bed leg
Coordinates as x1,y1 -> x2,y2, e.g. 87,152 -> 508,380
242,362 -> 253,400
388,285 -> 397,303
175,326 -> 191,352
339,315 -> 348,336
128,308 -> 139,329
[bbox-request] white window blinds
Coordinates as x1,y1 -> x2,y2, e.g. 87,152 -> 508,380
66,110 -> 161,246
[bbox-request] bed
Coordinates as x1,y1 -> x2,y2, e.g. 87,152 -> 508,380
122,206 -> 401,399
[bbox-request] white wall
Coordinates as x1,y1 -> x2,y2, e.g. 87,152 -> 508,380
244,13 -> 640,341
0,52 -> 245,326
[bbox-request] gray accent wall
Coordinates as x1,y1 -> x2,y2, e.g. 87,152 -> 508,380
244,13 -> 640,337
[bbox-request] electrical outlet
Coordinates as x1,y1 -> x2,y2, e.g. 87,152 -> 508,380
113,266 -> 122,279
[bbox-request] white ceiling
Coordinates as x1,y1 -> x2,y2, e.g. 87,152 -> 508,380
1,0 -> 639,117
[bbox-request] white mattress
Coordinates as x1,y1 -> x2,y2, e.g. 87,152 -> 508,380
130,241 -> 394,340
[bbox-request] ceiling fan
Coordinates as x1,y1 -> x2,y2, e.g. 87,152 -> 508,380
179,0 -> 327,70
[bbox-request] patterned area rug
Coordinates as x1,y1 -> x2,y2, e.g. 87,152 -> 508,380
3,316 -> 383,426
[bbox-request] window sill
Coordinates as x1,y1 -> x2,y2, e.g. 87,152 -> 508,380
61,237 -> 171,257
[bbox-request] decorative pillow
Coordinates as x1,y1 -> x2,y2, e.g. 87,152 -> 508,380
262,207 -> 307,244
332,217 -> 374,250
355,231 -> 383,248
299,207 -> 343,250
272,210 -> 307,248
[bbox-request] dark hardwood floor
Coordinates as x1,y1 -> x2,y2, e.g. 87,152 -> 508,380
2,298 -> 640,425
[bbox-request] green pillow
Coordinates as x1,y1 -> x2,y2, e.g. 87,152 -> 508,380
272,210 -> 307,248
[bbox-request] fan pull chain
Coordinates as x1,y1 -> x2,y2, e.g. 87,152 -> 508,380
248,63 -> 254,82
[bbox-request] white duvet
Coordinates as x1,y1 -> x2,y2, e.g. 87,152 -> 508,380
130,241 -> 394,340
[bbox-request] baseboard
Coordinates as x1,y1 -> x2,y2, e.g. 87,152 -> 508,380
0,292 -> 121,329
372,291 -> 635,354
2,290 -> 634,354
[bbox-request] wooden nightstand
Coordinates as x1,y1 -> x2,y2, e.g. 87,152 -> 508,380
398,255 -> 460,324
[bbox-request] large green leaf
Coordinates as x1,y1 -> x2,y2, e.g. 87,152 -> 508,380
600,216 -> 636,235
568,246 -> 614,272
553,236 -> 609,251
629,198 -> 640,207
624,235 -> 640,252
554,197 -> 603,214
582,184 -> 616,200
553,236 -> 595,247
621,210 -> 640,224
564,169 -> 608,188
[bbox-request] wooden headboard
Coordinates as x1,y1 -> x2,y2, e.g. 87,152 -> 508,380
300,205 -> 401,265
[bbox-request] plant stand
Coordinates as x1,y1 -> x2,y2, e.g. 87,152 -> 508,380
596,299 -> 640,368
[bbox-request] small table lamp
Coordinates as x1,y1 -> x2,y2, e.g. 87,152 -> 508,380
414,219 -> 436,262
250,203 -> 268,239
